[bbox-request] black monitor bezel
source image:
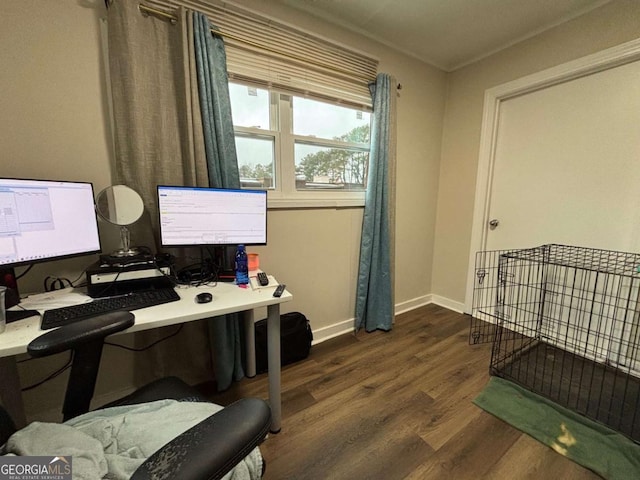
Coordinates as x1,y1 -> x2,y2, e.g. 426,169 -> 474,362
0,177 -> 102,269
157,185 -> 268,248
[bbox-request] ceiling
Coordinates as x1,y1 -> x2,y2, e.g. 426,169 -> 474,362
275,0 -> 613,71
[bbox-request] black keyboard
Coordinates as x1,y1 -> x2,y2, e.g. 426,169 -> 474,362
41,288 -> 181,330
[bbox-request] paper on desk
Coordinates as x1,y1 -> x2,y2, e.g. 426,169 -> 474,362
19,288 -> 93,311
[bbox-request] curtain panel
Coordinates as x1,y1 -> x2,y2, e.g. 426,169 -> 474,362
106,1 -> 241,389
355,73 -> 397,332
192,11 -> 245,391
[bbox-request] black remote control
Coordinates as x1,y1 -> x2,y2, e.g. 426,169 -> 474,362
273,284 -> 286,297
258,271 -> 269,286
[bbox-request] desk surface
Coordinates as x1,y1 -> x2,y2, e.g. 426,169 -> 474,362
0,283 -> 292,357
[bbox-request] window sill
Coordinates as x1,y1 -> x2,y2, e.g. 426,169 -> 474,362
267,194 -> 365,209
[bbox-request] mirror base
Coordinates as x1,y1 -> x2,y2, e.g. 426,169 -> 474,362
111,247 -> 143,257
100,246 -> 154,266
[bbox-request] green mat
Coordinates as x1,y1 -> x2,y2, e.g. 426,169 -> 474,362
474,376 -> 640,480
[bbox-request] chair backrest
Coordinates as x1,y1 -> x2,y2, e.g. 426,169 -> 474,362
27,311 -> 135,421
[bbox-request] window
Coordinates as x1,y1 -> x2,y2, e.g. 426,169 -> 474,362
141,1 -> 378,204
230,82 -> 372,207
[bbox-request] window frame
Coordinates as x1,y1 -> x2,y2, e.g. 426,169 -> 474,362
231,83 -> 371,209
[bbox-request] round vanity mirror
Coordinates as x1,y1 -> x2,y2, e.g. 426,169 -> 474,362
96,185 -> 144,226
95,185 -> 145,257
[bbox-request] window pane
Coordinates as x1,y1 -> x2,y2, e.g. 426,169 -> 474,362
235,136 -> 275,189
229,83 -> 270,130
293,97 -> 371,141
295,143 -> 368,190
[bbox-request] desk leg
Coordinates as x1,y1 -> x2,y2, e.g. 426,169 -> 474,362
244,310 -> 256,378
266,304 -> 281,433
0,356 -> 26,428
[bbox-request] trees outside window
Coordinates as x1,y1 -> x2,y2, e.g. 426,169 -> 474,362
229,82 -> 371,206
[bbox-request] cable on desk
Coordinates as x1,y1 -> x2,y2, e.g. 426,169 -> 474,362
44,276 -> 73,292
170,246 -> 226,287
155,259 -> 183,287
69,269 -> 89,288
89,268 -> 125,298
15,264 -> 34,280
174,262 -> 218,287
105,324 -> 184,351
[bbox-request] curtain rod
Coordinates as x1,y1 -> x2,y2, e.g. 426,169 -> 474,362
137,3 -> 376,84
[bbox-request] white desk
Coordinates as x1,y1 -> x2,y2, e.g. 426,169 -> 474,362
0,281 -> 292,432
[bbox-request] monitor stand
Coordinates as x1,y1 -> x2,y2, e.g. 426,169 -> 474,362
1,267 -> 40,323
217,269 -> 236,282
212,246 -> 236,282
7,309 -> 40,323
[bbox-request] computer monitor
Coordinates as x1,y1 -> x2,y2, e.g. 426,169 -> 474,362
0,178 -> 102,267
157,185 -> 267,247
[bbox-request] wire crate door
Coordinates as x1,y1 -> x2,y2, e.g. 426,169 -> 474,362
470,249 -> 547,345
470,250 -> 500,344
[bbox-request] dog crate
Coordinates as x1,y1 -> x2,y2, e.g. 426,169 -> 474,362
470,244 -> 640,441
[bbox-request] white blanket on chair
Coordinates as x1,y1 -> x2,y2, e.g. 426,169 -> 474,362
4,400 -> 262,480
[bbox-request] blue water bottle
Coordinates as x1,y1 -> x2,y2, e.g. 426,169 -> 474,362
235,244 -> 249,285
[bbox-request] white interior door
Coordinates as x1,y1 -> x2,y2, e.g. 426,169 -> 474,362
486,59 -> 640,252
466,40 -> 640,315
468,50 -> 640,365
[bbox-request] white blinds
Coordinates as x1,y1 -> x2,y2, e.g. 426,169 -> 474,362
139,0 -> 379,109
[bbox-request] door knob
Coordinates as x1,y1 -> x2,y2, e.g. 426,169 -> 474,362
489,219 -> 499,230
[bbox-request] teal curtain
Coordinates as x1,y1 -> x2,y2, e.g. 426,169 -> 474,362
193,12 -> 244,390
193,13 -> 241,188
355,73 -> 396,332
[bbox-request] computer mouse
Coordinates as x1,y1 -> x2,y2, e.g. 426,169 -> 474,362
195,292 -> 213,303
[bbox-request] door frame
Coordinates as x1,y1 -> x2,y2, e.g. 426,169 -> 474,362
464,37 -> 640,313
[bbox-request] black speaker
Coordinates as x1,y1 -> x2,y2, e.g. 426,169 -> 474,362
0,267 -> 20,309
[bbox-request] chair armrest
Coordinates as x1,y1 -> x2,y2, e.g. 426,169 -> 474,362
27,311 -> 135,357
131,398 -> 271,480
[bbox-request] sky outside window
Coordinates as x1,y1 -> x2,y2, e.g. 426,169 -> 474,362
293,97 -> 370,140
229,84 -> 270,129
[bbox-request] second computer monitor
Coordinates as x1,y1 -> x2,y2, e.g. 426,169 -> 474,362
157,185 -> 267,247
0,177 -> 101,268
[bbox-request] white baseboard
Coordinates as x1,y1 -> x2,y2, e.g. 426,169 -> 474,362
429,295 -> 466,314
311,318 -> 354,345
311,293 -> 466,344
311,294 -> 434,344
394,294 -> 432,316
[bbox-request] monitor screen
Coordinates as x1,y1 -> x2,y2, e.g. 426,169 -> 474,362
157,185 -> 268,247
0,178 -> 102,267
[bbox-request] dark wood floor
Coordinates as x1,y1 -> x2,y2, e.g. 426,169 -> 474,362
207,304 -> 601,480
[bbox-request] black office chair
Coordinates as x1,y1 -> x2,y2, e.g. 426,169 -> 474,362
0,311 -> 271,480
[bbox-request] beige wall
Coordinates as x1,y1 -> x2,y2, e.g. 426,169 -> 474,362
431,0 -> 640,306
235,0 -> 447,318
1,0 -> 444,418
2,1 -> 120,286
